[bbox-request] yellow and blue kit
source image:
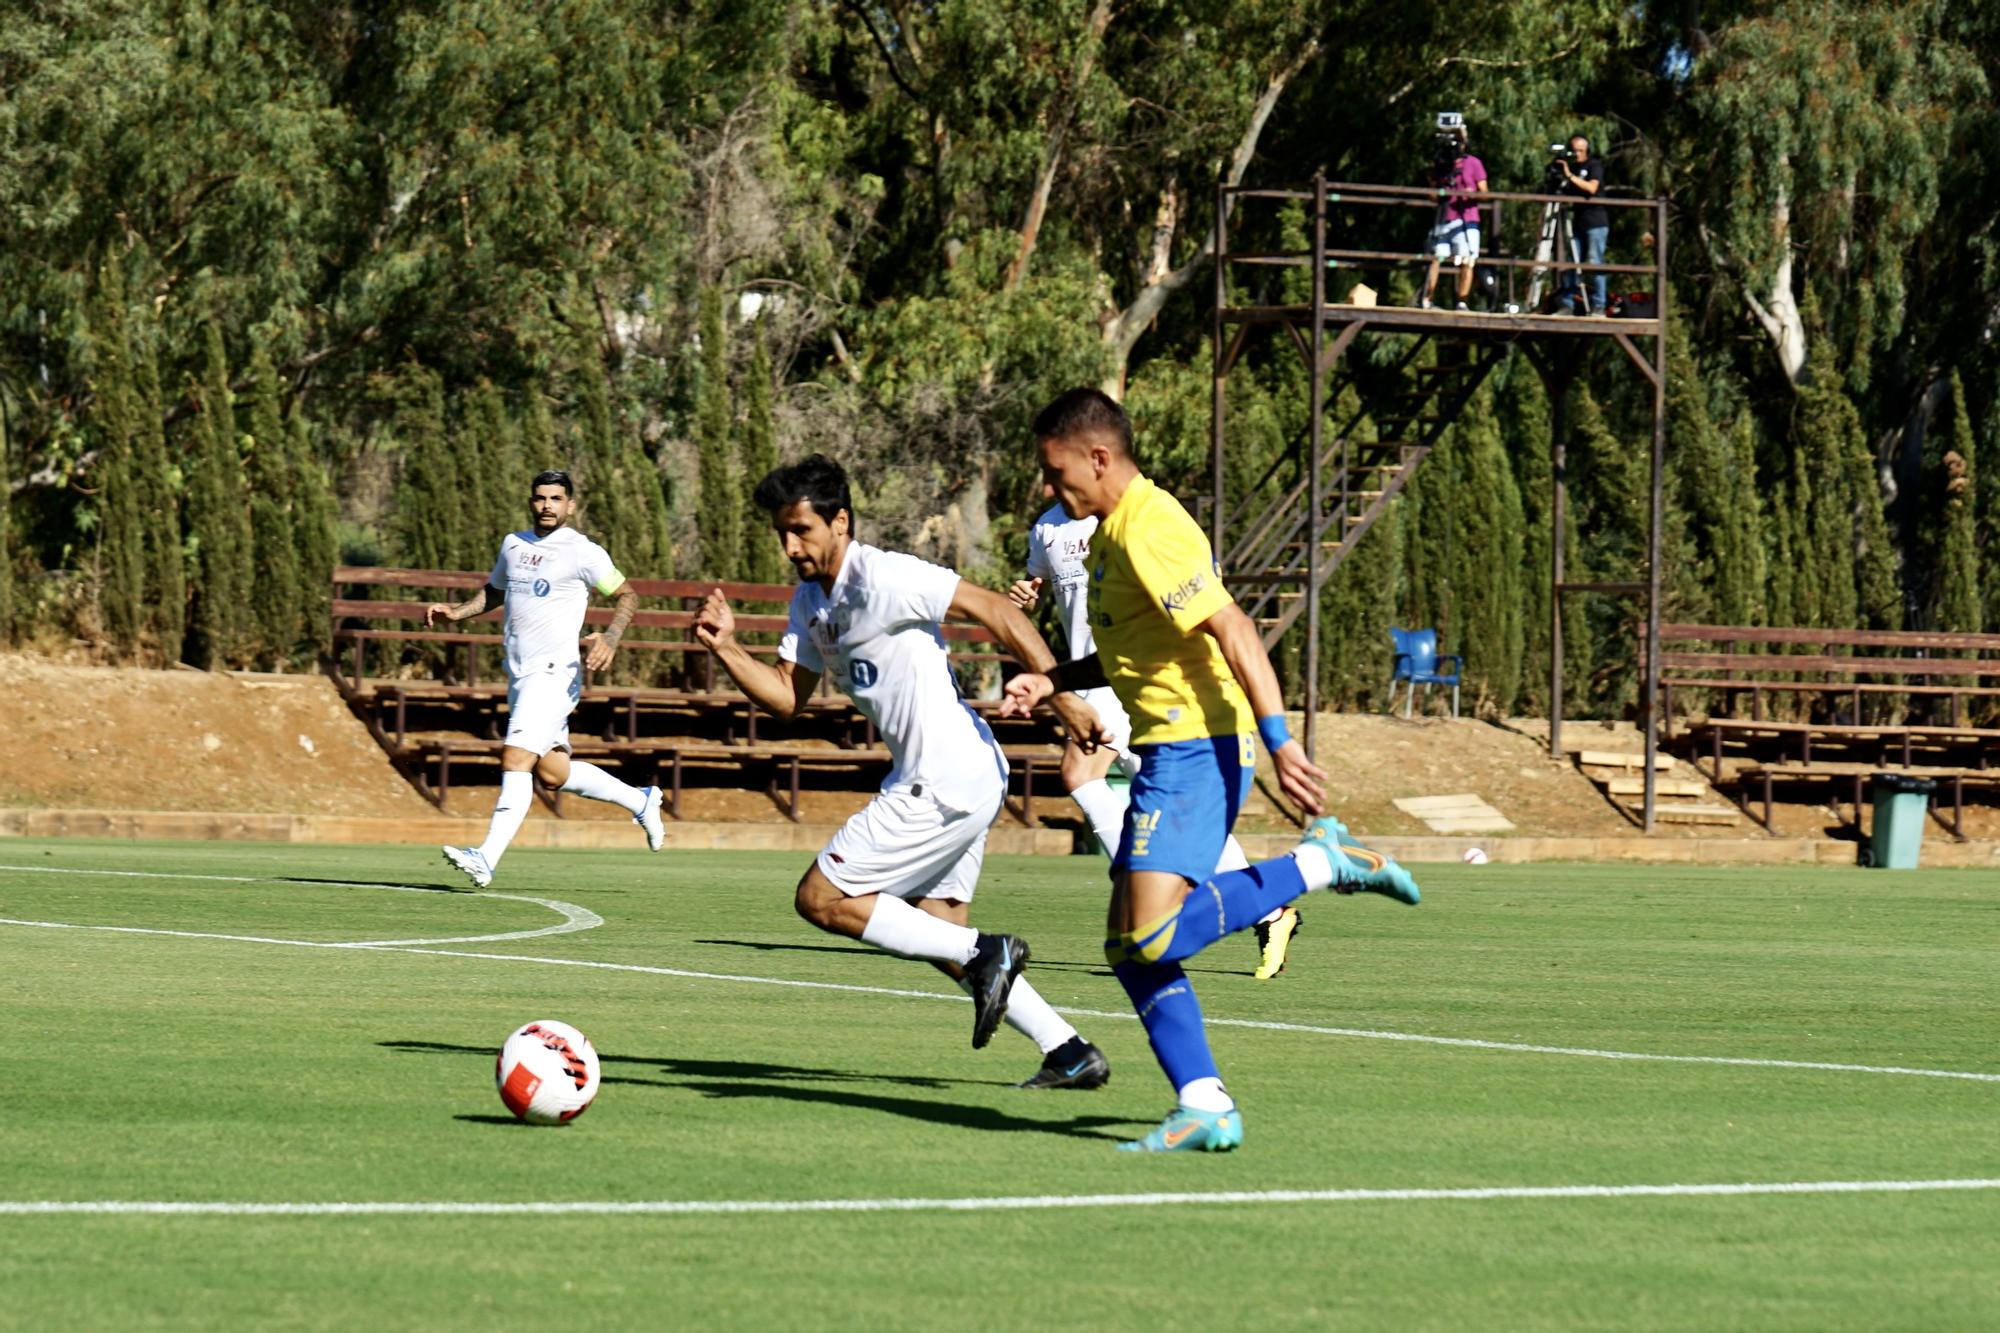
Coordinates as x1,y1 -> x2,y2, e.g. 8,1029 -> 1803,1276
1090,475 -> 1258,885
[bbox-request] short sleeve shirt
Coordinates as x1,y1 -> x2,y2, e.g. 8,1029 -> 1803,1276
1088,476 -> 1253,745
1437,154 -> 1487,224
490,528 -> 625,680
1564,156 -> 1608,231
777,542 -> 1005,812
1025,503 -> 1099,660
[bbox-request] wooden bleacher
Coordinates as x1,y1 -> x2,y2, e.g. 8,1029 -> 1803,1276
327,566 -> 1070,826
1654,623 -> 2000,837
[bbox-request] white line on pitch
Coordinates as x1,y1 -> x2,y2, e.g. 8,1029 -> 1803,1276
7,1177 -> 2000,1217
0,863 -> 601,947
5,866 -> 1998,1086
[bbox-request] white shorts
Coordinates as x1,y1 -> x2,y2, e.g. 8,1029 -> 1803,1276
1076,685 -> 1140,779
504,667 -> 581,756
1431,219 -> 1480,263
817,781 -> 1005,902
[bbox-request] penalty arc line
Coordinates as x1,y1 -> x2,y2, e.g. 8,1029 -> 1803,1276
4,912 -> 1996,1086
0,863 -> 602,947
7,1178 -> 2000,1217
4,864 -> 1997,1086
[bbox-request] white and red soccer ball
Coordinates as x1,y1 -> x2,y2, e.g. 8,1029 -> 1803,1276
496,1020 -> 601,1125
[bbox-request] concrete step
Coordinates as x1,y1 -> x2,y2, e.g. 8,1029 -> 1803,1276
1605,777 -> 1709,798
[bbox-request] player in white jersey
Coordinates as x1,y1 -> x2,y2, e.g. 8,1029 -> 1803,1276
425,470 -> 667,888
1011,504 -> 1301,979
694,455 -> 1115,1087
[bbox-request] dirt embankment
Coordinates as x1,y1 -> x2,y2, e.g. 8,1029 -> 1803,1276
1,656 -> 433,818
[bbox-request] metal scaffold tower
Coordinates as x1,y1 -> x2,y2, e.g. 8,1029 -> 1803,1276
1209,175 -> 1673,827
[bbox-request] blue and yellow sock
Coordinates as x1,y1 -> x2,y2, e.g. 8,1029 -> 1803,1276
1116,856 -> 1307,965
1108,957 -> 1219,1090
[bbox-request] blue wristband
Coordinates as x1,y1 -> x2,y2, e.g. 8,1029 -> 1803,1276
1256,715 -> 1293,753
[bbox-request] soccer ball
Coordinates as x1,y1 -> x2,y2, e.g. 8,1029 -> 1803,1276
1461,846 -> 1490,865
496,1020 -> 601,1125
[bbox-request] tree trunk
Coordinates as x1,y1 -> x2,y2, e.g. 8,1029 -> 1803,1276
1097,36 -> 1321,397
1003,0 -> 1114,292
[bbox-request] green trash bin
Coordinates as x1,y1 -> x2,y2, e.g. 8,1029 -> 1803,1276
1867,773 -> 1934,869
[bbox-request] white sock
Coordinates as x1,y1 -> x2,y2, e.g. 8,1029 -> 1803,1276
858,895 -> 980,965
1292,841 -> 1336,891
560,760 -> 647,815
1177,1076 -> 1235,1113
959,975 -> 1077,1054
477,771 -> 534,869
1070,778 -> 1130,859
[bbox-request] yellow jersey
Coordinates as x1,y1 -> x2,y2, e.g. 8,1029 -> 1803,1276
1088,474 -> 1253,744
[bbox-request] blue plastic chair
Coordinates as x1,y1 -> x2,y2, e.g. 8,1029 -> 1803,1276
1389,628 -> 1462,718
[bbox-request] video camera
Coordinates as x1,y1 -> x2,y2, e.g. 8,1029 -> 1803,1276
1432,111 -> 1466,170
1543,142 -> 1574,191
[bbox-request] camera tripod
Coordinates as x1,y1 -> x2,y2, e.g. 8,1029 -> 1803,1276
1525,194 -> 1578,314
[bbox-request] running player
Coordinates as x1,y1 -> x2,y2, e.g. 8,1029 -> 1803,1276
1010,507 -> 1301,979
1001,389 -> 1421,1152
693,454 -> 1112,1087
428,470 -> 666,887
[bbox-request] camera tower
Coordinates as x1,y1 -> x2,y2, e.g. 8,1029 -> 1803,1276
1209,173 -> 1673,827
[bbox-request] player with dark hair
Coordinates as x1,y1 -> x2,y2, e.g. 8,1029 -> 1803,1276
1003,389 -> 1421,1152
694,454 -> 1114,1086
428,470 -> 666,887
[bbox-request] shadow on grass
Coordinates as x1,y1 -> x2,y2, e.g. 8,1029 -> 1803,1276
690,937 -> 1240,979
381,1041 -> 997,1091
676,1081 -> 1144,1142
280,876 -> 470,894
454,1114 -> 533,1127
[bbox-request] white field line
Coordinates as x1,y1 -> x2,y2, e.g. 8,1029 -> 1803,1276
7,1178 -> 2000,1217
4,865 -> 1998,1086
0,863 -> 601,947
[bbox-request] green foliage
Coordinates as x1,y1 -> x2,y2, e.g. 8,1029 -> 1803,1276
290,410 -> 336,655
1934,375 -> 1979,636
85,256 -> 146,656
695,288 -> 740,579
390,362 -> 460,595
130,302 -> 185,661
739,321 -> 785,584
184,321 -> 253,668
243,346 -> 302,667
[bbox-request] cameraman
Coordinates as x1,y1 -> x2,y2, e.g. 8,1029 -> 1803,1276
1557,134 -> 1608,314
1420,118 -> 1488,311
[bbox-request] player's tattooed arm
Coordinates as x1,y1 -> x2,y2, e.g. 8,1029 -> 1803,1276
583,583 -> 641,671
425,584 -> 502,627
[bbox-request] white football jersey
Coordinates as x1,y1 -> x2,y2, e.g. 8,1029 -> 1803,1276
778,542 -> 1005,813
488,527 -> 625,681
1025,503 -> 1099,660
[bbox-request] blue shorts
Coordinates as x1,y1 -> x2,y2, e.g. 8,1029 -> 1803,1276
1112,734 -> 1257,884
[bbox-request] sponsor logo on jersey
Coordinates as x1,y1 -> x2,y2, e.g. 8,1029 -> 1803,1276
532,577 -> 551,597
849,657 -> 878,688
1159,571 -> 1207,613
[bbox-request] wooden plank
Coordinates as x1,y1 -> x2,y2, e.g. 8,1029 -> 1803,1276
1659,652 -> 2000,678
1651,805 -> 1743,825
1392,794 -> 1494,814
1574,749 -> 1674,771
1420,815 -> 1518,834
1659,622 -> 2000,653
1606,777 -> 1707,797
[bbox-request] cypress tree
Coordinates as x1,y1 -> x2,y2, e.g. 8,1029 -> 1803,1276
185,332 -> 233,667
1935,374 -> 1980,635
1712,414 -> 1768,627
464,381 -> 521,559
291,409 -> 337,656
1443,382 -> 1525,712
739,321 -> 784,583
244,345 -> 303,667
86,259 -> 146,656
131,307 -> 185,662
695,287 -> 740,579
0,382 -> 13,642
392,361 -> 463,599
567,326 -> 633,567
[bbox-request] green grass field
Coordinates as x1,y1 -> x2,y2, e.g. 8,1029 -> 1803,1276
3,837 -> 1998,1329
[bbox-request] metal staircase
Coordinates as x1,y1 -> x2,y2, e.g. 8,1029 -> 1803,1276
1223,336 -> 1506,647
